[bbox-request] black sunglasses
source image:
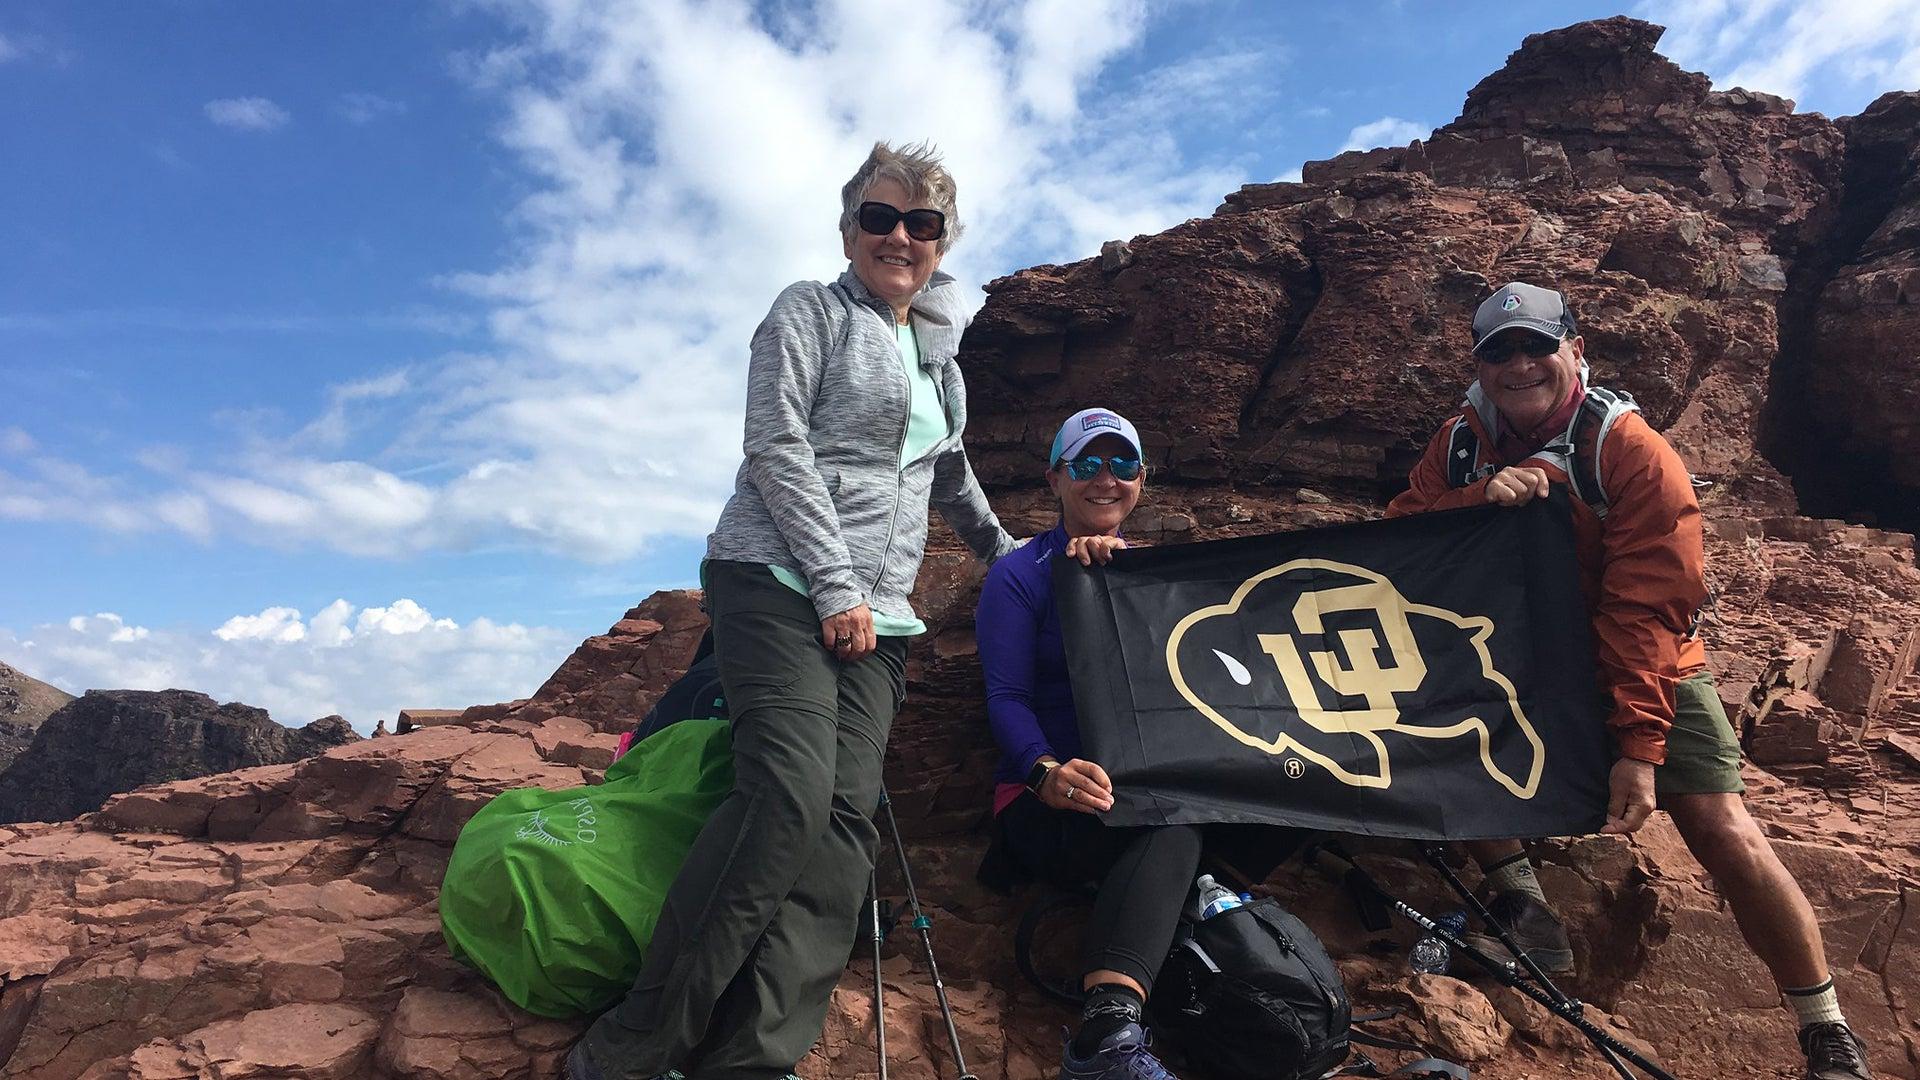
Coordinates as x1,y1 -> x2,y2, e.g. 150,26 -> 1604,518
857,201 -> 946,243
1058,454 -> 1143,482
1476,331 -> 1565,364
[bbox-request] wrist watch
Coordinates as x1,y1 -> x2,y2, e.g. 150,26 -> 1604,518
1024,759 -> 1058,795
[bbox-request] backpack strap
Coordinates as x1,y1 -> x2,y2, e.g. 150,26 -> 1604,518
1338,1053 -> 1473,1079
1450,386 -> 1642,518
1444,416 -> 1491,488
1012,890 -> 1093,1007
1569,386 -> 1640,520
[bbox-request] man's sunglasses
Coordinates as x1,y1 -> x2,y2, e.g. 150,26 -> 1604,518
1476,332 -> 1565,364
1057,454 -> 1143,482
856,201 -> 947,243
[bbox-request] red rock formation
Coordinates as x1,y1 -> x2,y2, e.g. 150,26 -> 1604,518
0,662 -> 72,774
462,591 -> 710,735
1784,90 -> 1920,531
0,691 -> 361,826
4,16 -> 1919,1080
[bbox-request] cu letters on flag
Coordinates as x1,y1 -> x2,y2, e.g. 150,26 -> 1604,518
1163,559 -> 1546,799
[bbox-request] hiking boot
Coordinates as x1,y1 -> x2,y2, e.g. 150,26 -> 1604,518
560,1043 -> 682,1080
1457,892 -> 1574,976
1059,1020 -> 1179,1080
1800,1021 -> 1872,1080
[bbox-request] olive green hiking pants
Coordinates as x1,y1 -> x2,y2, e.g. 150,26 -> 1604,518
579,560 -> 907,1080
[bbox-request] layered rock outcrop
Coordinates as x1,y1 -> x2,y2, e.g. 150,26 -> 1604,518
3,15 -> 1919,1080
0,663 -> 73,774
0,690 -> 361,825
1777,90 -> 1920,530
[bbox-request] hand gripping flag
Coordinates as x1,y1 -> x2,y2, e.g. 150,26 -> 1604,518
1054,494 -> 1610,840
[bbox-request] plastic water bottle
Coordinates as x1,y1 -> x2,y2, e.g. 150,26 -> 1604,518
1195,874 -> 1243,920
1409,911 -> 1469,974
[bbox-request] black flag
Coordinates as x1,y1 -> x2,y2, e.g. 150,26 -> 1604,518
1055,494 -> 1610,840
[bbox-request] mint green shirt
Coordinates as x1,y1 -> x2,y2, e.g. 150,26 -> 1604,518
760,322 -> 949,636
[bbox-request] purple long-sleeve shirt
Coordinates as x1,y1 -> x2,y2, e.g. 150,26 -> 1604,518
976,524 -> 1084,810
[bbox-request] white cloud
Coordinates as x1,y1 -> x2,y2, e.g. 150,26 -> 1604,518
0,427 -> 33,454
2,1 -> 1256,563
3,600 -> 575,733
1643,0 -> 1920,109
214,607 -> 307,643
297,370 -> 411,448
204,96 -> 291,132
0,34 -> 18,63
1274,167 -> 1304,183
1340,116 -> 1430,153
356,598 -> 456,635
337,91 -> 406,124
65,613 -> 150,643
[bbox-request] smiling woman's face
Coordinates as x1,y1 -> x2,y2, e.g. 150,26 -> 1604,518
844,177 -> 942,315
1479,332 -> 1584,432
1047,433 -> 1143,537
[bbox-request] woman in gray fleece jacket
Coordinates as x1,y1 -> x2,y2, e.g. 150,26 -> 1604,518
569,142 -> 1016,1080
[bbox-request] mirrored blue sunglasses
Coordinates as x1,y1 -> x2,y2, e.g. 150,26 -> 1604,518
1058,454 -> 1143,482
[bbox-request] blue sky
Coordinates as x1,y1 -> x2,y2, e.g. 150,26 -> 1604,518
3,0 -> 1915,731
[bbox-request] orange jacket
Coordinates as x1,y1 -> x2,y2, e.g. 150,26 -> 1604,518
1386,393 -> 1707,764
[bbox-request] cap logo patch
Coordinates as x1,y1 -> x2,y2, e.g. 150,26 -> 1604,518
1501,294 -> 1523,311
1082,412 -> 1120,432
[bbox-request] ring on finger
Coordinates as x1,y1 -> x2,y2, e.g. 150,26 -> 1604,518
1066,785 -> 1077,800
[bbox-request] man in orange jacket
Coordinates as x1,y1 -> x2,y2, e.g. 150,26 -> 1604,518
1387,282 -> 1871,1080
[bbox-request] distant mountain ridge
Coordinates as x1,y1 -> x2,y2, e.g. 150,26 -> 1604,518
0,660 -> 75,773
0,688 -> 360,824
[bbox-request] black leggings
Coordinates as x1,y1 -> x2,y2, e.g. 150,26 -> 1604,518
996,791 -> 1202,996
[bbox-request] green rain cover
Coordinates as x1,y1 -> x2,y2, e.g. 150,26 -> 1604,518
440,719 -> 733,1017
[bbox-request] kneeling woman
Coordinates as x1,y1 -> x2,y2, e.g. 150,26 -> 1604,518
977,408 -> 1194,1080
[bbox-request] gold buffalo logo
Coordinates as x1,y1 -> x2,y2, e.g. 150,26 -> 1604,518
1164,559 -> 1544,798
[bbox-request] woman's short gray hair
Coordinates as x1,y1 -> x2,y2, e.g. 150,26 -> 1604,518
839,140 -> 964,254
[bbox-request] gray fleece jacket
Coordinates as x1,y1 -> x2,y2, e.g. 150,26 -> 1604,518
706,267 -> 1017,624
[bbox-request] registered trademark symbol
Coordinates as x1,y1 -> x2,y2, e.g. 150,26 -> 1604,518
1284,758 -> 1305,779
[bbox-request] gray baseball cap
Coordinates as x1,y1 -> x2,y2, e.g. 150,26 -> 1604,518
1471,282 -> 1577,354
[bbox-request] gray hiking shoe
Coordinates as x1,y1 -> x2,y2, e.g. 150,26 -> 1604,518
1458,891 -> 1574,976
1801,1021 -> 1872,1080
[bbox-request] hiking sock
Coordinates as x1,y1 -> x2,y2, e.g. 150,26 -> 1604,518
1071,983 -> 1145,1057
1481,851 -> 1548,905
1785,978 -> 1846,1028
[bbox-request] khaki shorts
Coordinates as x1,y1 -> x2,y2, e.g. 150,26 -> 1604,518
1653,671 -> 1746,799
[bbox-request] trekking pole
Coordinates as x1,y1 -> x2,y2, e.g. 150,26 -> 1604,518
869,870 -> 888,1080
1313,846 -> 1675,1080
1417,844 -> 1637,1080
878,790 -> 980,1080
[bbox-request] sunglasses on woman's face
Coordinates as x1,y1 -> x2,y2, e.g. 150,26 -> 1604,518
1476,332 -> 1564,364
1058,454 -> 1143,482
856,201 -> 947,243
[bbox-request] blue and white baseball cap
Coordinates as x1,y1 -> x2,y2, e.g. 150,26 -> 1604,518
1049,407 -> 1143,466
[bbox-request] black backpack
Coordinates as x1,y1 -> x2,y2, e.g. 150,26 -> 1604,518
1149,896 -> 1352,1080
632,632 -> 728,743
